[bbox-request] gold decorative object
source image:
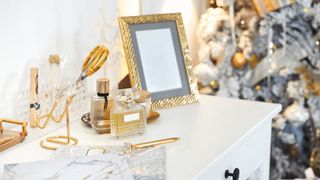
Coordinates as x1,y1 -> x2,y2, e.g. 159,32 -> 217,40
231,52 -> 247,69
39,96 -> 78,150
79,45 -> 109,81
34,45 -> 109,150
209,80 -> 219,90
30,67 -> 39,128
118,13 -> 199,110
0,119 -> 28,152
248,54 -> 260,68
49,54 -> 62,64
35,96 -> 70,129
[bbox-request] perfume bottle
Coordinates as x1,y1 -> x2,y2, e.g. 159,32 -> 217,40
91,78 -> 113,134
117,88 -> 151,115
135,90 -> 151,115
111,90 -> 146,139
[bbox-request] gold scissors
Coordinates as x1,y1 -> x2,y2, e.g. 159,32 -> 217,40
77,45 -> 109,82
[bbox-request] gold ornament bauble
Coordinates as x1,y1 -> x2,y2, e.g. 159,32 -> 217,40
209,80 -> 219,90
231,52 -> 247,69
248,54 -> 260,68
255,85 -> 261,91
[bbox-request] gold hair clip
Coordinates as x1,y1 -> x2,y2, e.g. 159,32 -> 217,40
78,45 -> 109,82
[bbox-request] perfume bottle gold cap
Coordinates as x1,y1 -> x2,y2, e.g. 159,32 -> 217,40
97,78 -> 110,94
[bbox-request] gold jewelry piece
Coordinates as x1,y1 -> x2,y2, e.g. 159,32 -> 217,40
49,54 -> 62,65
35,96 -> 66,129
78,45 -> 109,82
147,111 -> 160,123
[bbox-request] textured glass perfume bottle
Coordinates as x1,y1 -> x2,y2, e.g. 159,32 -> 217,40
111,90 -> 146,139
91,78 -> 113,134
117,88 -> 151,115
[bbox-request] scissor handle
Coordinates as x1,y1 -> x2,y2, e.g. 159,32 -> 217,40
82,45 -> 109,78
0,119 -> 28,137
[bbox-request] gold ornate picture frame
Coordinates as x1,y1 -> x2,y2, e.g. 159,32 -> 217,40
118,13 -> 199,109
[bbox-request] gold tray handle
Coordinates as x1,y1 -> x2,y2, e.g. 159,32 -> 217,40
0,119 -> 28,137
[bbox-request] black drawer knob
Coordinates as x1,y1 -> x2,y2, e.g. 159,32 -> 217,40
225,168 -> 240,180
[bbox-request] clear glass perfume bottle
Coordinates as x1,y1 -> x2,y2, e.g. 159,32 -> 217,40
117,88 -> 151,115
91,78 -> 113,134
111,90 -> 146,139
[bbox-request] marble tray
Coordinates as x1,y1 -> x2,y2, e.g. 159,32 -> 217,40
4,153 -> 133,180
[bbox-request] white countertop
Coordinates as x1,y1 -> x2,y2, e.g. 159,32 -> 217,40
0,95 -> 281,179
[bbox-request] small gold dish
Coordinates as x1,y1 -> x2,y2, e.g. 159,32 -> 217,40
0,119 -> 28,152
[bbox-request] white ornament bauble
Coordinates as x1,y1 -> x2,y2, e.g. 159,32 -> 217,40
287,81 -> 304,99
198,43 -> 211,63
194,63 -> 219,85
284,101 -> 310,123
273,115 -> 287,130
209,42 -> 224,60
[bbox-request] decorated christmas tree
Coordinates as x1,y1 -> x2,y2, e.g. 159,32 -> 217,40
194,0 -> 320,178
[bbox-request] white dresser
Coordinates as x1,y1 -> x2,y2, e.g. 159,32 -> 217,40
0,95 -> 281,179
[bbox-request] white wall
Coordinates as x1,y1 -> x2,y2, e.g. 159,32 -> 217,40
0,0 -> 139,117
0,0 -> 204,118
140,0 -> 206,63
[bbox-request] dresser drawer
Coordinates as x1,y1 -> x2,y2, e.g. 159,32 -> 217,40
194,120 -> 271,180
